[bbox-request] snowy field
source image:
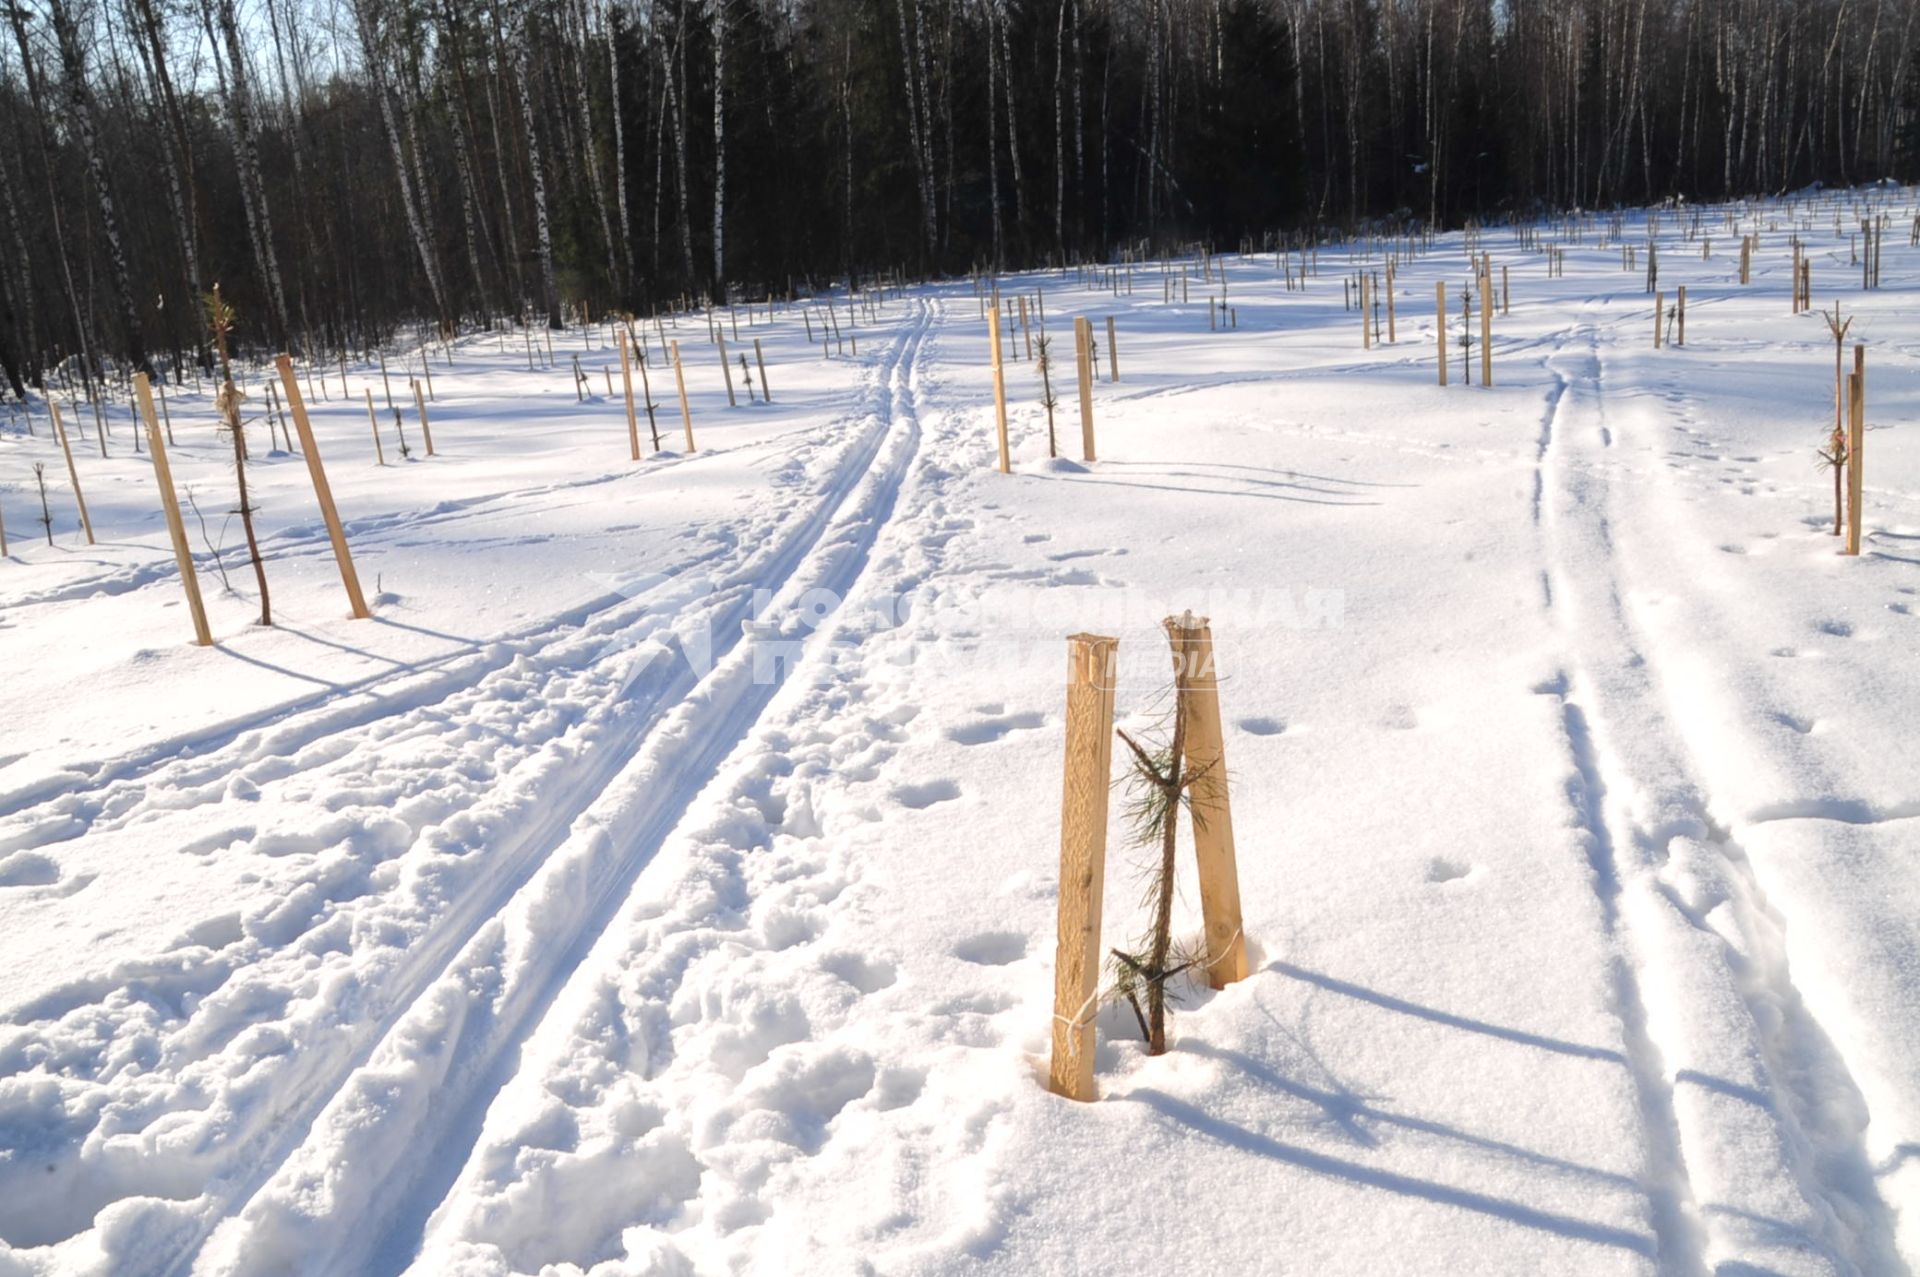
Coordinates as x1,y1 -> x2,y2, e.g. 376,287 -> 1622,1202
2,193 -> 1918,1277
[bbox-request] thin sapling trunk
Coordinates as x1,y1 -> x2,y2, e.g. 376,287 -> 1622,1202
209,286 -> 271,624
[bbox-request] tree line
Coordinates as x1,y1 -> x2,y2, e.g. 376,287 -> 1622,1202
3,0 -> 1918,396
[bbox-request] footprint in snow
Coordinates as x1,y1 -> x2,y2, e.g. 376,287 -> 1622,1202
947,712 -> 1045,746
1237,716 -> 1288,736
954,932 -> 1028,966
1815,619 -> 1854,638
1425,857 -> 1478,884
0,851 -> 59,888
892,779 -> 961,809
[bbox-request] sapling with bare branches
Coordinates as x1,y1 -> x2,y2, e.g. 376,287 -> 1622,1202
208,285 -> 271,624
1820,304 -> 1853,536
34,463 -> 52,545
1035,332 -> 1059,458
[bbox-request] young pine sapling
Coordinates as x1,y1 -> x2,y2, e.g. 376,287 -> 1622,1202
1107,652 -> 1216,1056
208,285 -> 272,624
1035,332 -> 1059,458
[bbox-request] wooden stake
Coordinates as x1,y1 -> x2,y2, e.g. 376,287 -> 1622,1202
413,379 -> 435,455
1049,632 -> 1119,1102
134,373 -> 214,645
988,303 -> 1011,473
1105,315 -> 1119,383
364,389 -> 387,465
276,357 -> 371,619
1386,262 -> 1396,342
1677,286 -> 1686,346
1847,346 -> 1865,556
717,335 -> 737,407
1480,274 -> 1492,386
618,330 -> 642,459
49,402 -> 94,544
671,340 -> 696,451
1502,264 -> 1510,314
754,338 -> 771,402
1074,316 -> 1096,462
1436,281 -> 1448,386
1165,613 -> 1247,989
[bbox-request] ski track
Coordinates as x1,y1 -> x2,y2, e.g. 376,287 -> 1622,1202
1536,311 -> 1905,1277
0,301 -> 934,1275
185,296 -> 944,1277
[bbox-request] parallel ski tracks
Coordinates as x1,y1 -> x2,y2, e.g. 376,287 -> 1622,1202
175,297 -> 939,1277
0,301 -> 934,1276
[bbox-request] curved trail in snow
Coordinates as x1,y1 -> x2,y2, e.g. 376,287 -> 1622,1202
1534,308 -> 1906,1277
0,301 -> 935,1276
188,298 -> 943,1277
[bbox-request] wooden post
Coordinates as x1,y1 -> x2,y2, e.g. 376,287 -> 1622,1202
1502,264 -> 1510,314
48,402 -> 94,544
413,379 -> 435,456
1360,272 -> 1371,349
618,329 -> 642,459
1386,263 -> 1397,342
1847,346 -> 1865,556
1049,632 -> 1119,1102
1019,294 -> 1032,360
1074,316 -> 1096,462
717,336 -> 737,407
276,356 -> 372,620
988,303 -> 1011,474
1677,286 -> 1686,346
1436,281 -> 1448,386
1165,613 -> 1247,989
753,337 -> 771,402
364,389 -> 387,465
1654,292 -> 1664,348
134,373 -> 214,646
1480,274 -> 1492,386
1105,316 -> 1119,383
671,340 -> 696,451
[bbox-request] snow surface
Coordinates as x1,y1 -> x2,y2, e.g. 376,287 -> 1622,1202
2,195 -> 1918,1277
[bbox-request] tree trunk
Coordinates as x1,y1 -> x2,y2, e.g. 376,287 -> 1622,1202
711,0 -> 727,299
210,0 -> 292,348
509,0 -> 565,327
355,0 -> 453,331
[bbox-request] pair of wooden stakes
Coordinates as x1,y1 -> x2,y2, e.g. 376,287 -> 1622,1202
136,355 -> 372,647
987,304 -> 1116,473
1048,616 -> 1248,1102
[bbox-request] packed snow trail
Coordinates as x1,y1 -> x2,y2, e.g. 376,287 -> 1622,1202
0,301 -> 930,1275
1537,311 -> 1903,1276
191,297 -> 937,1276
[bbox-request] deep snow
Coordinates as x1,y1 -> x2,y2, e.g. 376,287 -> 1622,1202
2,192 -> 1918,1277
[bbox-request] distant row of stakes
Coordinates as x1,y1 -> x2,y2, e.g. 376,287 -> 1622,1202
1,281 -> 899,645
